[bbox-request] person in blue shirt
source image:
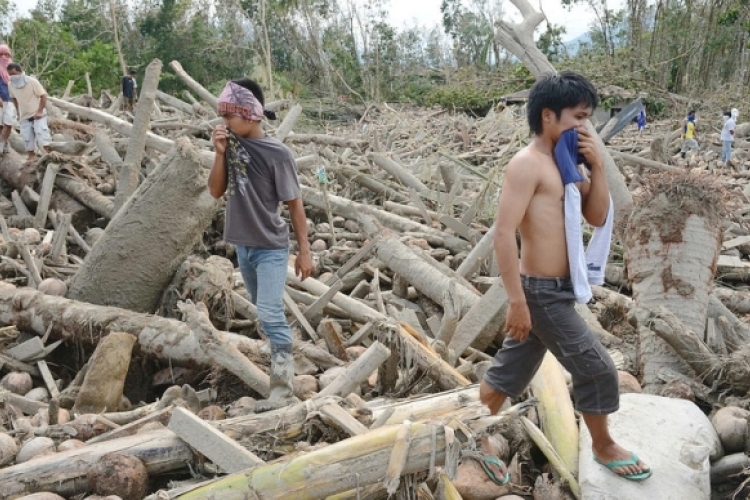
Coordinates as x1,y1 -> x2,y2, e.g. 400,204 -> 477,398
121,69 -> 137,112
0,44 -> 17,155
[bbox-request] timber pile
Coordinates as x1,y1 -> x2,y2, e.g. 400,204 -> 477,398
0,59 -> 749,500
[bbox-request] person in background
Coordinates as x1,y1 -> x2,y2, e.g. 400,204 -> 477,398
680,110 -> 699,159
122,69 -> 137,112
636,108 -> 646,135
0,44 -> 16,155
721,109 -> 737,164
7,62 -> 50,161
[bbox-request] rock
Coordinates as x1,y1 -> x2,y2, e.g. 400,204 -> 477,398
17,436 -> 56,463
311,239 -> 328,252
579,393 -> 721,500
293,374 -> 318,400
197,405 -> 226,421
617,371 -> 642,394
659,380 -> 695,402
87,453 -> 148,500
319,366 -> 347,391
452,459 -> 511,500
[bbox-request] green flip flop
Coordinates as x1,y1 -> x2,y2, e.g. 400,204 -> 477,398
594,452 -> 653,482
478,455 -> 511,485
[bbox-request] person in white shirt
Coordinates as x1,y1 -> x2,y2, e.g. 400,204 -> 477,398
721,108 -> 738,164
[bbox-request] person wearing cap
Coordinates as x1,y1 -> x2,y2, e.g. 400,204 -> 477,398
208,77 -> 313,413
0,44 -> 17,155
721,108 -> 739,164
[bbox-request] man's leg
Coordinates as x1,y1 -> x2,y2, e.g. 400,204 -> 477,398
34,116 -> 51,154
252,247 -> 298,412
236,245 -> 258,303
20,119 -> 35,160
583,413 -> 650,476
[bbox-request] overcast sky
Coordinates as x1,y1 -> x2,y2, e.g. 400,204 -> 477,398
12,0 -> 608,41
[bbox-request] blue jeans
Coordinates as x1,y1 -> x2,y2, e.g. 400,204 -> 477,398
722,140 -> 733,162
236,245 -> 291,345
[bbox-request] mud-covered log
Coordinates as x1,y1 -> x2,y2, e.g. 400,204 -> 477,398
0,281 -> 263,366
67,137 -> 220,313
0,149 -> 38,190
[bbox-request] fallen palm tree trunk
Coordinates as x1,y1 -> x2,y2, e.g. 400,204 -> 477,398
66,138 -> 220,313
624,175 -> 722,391
0,281 -> 263,366
0,149 -> 38,190
177,420 -> 453,500
0,429 -> 192,499
54,174 -> 114,219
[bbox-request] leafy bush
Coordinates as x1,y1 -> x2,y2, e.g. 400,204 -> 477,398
425,83 -> 508,116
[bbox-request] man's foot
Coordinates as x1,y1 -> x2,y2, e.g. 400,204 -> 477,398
593,442 -> 651,481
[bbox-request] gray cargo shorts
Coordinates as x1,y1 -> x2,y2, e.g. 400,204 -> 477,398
483,275 -> 619,415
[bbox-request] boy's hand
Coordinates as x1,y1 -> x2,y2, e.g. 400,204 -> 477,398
212,125 -> 228,155
295,249 -> 313,281
577,127 -> 603,170
504,301 -> 531,342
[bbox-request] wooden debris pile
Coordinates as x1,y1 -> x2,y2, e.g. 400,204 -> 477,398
0,58 -> 748,499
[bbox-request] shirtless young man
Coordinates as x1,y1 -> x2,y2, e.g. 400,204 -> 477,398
480,71 -> 651,481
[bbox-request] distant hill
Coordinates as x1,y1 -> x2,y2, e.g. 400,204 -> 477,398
564,32 -> 592,56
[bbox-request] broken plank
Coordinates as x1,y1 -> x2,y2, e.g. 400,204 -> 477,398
408,188 -> 433,226
6,336 -> 45,362
325,237 -> 379,286
168,407 -> 264,474
0,389 -> 47,415
302,280 -> 343,321
37,360 -> 60,398
88,406 -> 174,444
0,352 -> 41,376
722,235 -> 750,250
346,322 -> 373,347
438,214 -> 474,241
319,402 -> 369,436
283,289 -> 319,342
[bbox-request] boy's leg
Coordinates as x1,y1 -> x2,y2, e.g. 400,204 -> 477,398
34,116 -> 51,153
235,245 -> 259,304
20,119 -> 35,160
252,247 -> 298,412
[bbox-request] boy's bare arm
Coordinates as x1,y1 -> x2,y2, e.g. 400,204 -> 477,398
286,198 -> 312,280
208,126 -> 228,198
577,128 -> 610,227
494,155 -> 538,341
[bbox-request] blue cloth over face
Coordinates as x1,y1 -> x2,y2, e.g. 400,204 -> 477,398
554,128 -> 585,185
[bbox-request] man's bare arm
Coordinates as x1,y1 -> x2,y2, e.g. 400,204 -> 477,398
577,128 -> 610,227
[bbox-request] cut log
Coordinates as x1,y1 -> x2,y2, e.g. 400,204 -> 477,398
66,137 -> 220,313
275,104 -> 303,142
369,153 -> 430,194
115,59 -> 162,213
54,175 -> 114,219
0,429 -> 192,498
447,279 -> 507,364
169,60 -> 218,109
156,90 -> 195,115
74,331 -> 136,414
0,281 -> 264,367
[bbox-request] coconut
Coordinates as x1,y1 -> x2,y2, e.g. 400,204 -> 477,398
16,436 -> 56,463
311,239 -> 328,252
97,183 -> 115,195
36,242 -> 52,257
711,406 -> 750,453
69,414 -> 110,441
1,371 -> 33,395
24,387 -> 50,402
87,453 -> 148,500
227,396 -> 256,417
16,494 -> 66,500
345,346 -> 367,361
617,371 -> 642,394
37,278 -> 67,296
21,228 -> 41,245
57,439 -> 87,452
293,374 -> 318,400
319,366 -> 347,390
0,432 -> 19,466
31,407 -> 71,427
197,405 -> 226,421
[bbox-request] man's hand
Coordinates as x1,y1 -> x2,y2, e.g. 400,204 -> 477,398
577,127 -> 603,170
212,125 -> 228,155
504,301 -> 531,342
33,111 -> 43,120
294,249 -> 313,281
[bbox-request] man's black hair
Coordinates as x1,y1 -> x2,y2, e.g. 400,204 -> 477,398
724,110 -> 732,117
129,69 -> 136,75
6,62 -> 22,73
688,110 -> 696,116
527,71 -> 599,135
231,77 -> 277,120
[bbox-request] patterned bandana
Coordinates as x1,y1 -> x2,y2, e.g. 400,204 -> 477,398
217,82 -> 265,121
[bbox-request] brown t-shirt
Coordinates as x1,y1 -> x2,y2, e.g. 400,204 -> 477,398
9,76 -> 47,120
224,133 -> 300,248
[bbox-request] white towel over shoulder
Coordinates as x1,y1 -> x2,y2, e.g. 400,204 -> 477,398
564,185 -> 614,303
